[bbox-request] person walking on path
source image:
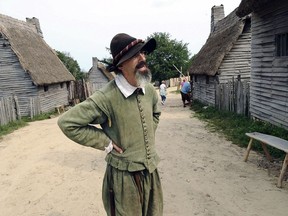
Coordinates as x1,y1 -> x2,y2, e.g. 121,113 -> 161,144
180,79 -> 191,107
58,33 -> 163,216
159,80 -> 167,105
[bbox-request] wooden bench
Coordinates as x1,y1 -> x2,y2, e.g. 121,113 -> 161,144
244,132 -> 288,188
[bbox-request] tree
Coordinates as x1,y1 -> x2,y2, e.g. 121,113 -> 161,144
56,50 -> 86,80
146,32 -> 191,83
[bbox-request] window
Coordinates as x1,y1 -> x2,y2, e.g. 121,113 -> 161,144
276,33 -> 288,56
206,75 -> 209,84
44,85 -> 49,92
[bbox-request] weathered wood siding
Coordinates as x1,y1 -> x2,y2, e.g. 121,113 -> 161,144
250,1 -> 288,129
38,83 -> 70,113
218,25 -> 251,83
0,38 -> 70,116
192,23 -> 251,107
0,38 -> 38,116
88,70 -> 109,93
215,79 -> 250,116
192,76 -> 216,106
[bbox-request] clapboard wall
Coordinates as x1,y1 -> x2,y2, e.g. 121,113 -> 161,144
218,28 -> 251,83
249,0 -> 288,129
88,58 -> 110,94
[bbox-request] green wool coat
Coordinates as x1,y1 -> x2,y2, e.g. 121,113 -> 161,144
57,80 -> 161,173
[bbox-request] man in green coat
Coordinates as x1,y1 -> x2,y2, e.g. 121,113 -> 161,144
58,33 -> 163,216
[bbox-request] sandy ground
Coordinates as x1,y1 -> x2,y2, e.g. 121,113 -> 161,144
0,86 -> 288,216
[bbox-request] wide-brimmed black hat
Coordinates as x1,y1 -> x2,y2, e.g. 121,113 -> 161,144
110,33 -> 156,67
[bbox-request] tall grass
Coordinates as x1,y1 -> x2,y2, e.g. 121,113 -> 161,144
191,100 -> 288,159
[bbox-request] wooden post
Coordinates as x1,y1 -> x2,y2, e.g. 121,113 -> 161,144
277,153 -> 288,188
261,142 -> 273,162
13,96 -> 21,120
244,138 -> 253,162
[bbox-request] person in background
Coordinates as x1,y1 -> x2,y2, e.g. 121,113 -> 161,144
180,78 -> 186,89
180,79 -> 191,107
159,80 -> 167,105
58,33 -> 163,216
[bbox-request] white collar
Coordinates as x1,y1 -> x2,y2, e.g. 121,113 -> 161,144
115,74 -> 145,98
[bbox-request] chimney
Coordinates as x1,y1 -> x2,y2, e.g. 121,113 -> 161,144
26,17 -> 43,37
92,57 -> 99,67
211,5 -> 225,33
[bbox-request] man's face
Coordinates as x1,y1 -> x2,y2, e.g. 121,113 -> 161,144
119,51 -> 152,87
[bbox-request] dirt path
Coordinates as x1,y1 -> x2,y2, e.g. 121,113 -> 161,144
0,86 -> 288,216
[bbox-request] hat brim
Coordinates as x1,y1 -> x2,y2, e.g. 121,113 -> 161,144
116,38 -> 156,66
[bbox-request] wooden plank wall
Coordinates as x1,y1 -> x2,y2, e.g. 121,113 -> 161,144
193,76 -> 216,106
0,96 -> 19,125
249,0 -> 288,129
218,29 -> 251,83
193,76 -> 250,116
215,80 -> 250,116
38,83 -> 70,113
192,23 -> 251,107
88,66 -> 109,94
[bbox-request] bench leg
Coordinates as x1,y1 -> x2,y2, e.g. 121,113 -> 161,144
261,142 -> 273,162
244,138 -> 253,162
277,153 -> 288,188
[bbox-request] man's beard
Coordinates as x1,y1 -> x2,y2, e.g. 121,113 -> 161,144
135,68 -> 152,88
135,61 -> 152,87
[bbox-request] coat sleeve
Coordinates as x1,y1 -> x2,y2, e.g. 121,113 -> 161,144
57,94 -> 111,151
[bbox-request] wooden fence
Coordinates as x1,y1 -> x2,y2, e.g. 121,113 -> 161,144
215,80 -> 250,116
0,96 -> 19,126
0,79 -> 89,126
0,96 -> 42,126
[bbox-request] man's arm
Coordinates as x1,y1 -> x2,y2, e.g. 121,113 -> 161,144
57,97 -> 110,150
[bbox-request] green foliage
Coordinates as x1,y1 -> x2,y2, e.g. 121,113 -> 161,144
146,32 -> 191,82
191,100 -> 288,159
56,50 -> 87,80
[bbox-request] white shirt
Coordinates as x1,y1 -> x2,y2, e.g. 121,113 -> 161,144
115,74 -> 145,98
159,83 -> 167,96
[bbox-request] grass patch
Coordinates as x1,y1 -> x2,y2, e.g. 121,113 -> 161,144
191,100 -> 288,159
0,111 -> 57,139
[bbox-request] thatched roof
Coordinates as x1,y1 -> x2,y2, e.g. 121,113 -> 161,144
236,0 -> 272,17
97,63 -> 115,81
0,14 -> 75,86
189,8 -> 245,76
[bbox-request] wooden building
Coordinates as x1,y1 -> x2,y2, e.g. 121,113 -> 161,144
87,57 -> 114,94
0,14 -> 75,117
189,5 -> 251,106
236,0 -> 288,129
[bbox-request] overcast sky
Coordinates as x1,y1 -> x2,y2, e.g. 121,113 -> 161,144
1,0 -> 241,71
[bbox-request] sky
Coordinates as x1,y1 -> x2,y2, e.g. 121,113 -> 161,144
0,0 -> 241,71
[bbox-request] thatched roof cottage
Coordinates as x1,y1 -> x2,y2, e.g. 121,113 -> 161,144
0,14 -> 75,117
189,5 -> 251,106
